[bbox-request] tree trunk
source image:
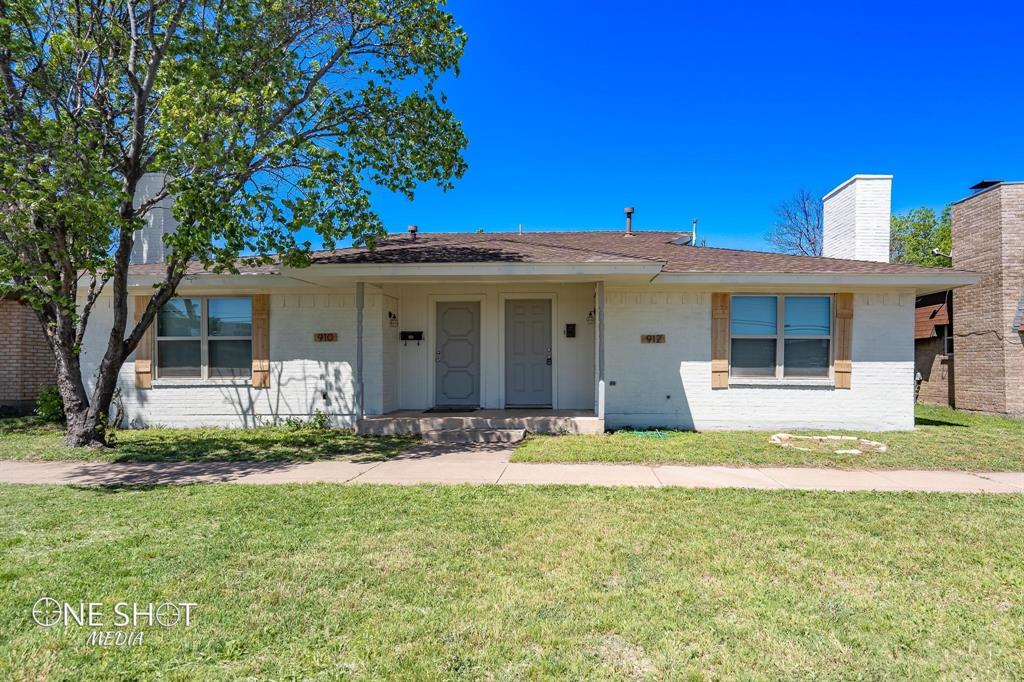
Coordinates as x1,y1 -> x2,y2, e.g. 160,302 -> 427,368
52,345 -> 107,448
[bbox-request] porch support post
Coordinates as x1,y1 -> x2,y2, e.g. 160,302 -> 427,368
596,281 -> 606,420
355,281 -> 365,422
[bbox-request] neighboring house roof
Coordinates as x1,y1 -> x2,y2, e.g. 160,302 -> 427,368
127,231 -> 975,279
915,301 -> 950,339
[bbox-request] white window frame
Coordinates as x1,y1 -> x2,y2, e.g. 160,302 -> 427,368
155,297 -> 253,381
729,294 -> 834,382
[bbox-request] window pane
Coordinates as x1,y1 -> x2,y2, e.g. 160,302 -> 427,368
784,339 -> 830,377
731,338 -> 777,378
784,296 -> 831,337
731,296 -> 777,336
158,298 -> 201,337
209,340 -> 252,378
208,298 -> 252,337
157,340 -> 201,378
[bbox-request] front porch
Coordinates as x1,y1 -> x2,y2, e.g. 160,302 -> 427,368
350,280 -> 609,422
356,409 -> 604,443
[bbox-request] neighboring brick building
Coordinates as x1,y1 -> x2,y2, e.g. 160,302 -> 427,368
914,290 -> 953,406
948,181 -> 1024,416
0,296 -> 56,415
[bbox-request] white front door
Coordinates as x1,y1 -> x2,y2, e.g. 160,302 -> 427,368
505,299 -> 552,407
434,301 -> 481,407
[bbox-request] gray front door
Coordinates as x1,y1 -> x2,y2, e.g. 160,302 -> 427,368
435,302 -> 481,407
505,299 -> 552,407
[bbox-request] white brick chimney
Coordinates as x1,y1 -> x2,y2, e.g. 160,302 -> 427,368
130,172 -> 177,265
822,174 -> 893,262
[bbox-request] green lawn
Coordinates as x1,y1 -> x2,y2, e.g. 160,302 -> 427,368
1,484 -> 1021,679
0,418 -> 414,463
515,404 -> 1024,471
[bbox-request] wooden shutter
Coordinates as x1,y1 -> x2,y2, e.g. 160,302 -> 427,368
834,293 -> 854,389
251,294 -> 270,388
711,293 -> 730,390
134,296 -> 154,389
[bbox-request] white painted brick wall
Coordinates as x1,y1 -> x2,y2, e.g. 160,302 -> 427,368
603,288 -> 915,431
80,291 -> 380,428
823,175 -> 892,263
79,284 -> 915,431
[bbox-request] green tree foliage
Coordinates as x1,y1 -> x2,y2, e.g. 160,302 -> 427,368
890,207 -> 952,267
0,0 -> 467,445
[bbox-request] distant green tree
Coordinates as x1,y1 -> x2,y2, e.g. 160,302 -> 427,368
890,206 -> 952,267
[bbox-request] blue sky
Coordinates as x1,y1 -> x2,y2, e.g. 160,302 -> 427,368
364,1 -> 1024,251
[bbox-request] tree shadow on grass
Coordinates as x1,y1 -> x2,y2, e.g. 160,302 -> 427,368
108,429 -> 416,464
0,417 -> 60,435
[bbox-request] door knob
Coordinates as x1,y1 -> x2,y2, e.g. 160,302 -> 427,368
435,350 -> 441,363
546,357 -> 552,366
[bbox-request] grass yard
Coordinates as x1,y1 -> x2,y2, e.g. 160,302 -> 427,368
0,418 -> 414,463
515,404 -> 1024,471
0,484 -> 1022,679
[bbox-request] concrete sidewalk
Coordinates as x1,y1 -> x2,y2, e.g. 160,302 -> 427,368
2,444 -> 1023,492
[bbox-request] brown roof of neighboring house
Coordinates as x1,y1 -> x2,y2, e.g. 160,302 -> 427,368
915,302 -> 950,339
126,230 -> 973,277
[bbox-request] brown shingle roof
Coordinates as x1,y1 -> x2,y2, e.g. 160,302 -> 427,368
915,302 -> 950,339
307,231 -> 970,276
127,230 -> 972,277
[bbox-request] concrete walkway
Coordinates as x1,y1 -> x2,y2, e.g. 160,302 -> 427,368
2,444 -> 1024,492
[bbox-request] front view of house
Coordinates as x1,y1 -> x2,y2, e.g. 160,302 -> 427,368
79,174 -> 976,433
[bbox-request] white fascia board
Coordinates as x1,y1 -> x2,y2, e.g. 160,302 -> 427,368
125,273 -> 321,290
652,271 -> 979,295
296,262 -> 664,279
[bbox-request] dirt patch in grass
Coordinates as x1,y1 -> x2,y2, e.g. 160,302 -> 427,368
594,634 -> 656,680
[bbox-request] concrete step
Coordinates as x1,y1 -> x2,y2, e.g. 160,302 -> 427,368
421,428 -> 527,444
357,415 -> 603,436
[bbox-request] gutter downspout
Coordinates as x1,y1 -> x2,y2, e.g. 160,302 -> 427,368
596,281 -> 606,422
355,282 -> 365,424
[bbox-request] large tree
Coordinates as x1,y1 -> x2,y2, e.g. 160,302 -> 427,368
0,0 -> 467,446
764,188 -> 823,256
890,206 -> 952,267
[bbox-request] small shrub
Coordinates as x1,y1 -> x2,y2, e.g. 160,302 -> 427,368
282,410 -> 331,431
34,386 -> 65,423
309,410 -> 330,430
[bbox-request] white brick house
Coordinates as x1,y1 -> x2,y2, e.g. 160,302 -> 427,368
79,174 -> 976,432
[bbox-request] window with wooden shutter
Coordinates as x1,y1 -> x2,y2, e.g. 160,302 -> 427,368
251,294 -> 270,388
834,293 -> 853,389
134,296 -> 154,389
711,293 -> 730,389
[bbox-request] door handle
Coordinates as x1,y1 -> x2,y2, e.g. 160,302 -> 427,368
435,350 -> 441,363
546,356 -> 552,366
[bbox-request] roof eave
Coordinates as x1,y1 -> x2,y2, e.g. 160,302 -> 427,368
653,271 -> 979,295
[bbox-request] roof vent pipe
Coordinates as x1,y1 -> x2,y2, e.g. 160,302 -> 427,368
407,224 -> 418,238
624,206 -> 634,236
